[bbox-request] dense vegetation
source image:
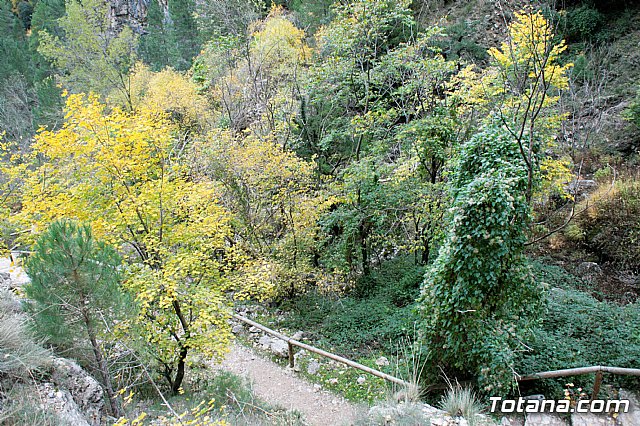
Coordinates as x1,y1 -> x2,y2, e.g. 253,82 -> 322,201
1,0 -> 639,422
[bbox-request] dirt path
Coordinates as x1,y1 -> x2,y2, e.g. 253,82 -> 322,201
212,343 -> 361,426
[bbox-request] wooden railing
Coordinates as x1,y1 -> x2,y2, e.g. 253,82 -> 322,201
233,314 -> 640,397
518,366 -> 640,399
232,313 -> 410,387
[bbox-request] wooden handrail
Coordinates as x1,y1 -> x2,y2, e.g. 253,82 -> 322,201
232,313 -> 410,387
233,314 -> 640,398
518,365 -> 640,381
518,365 -> 640,399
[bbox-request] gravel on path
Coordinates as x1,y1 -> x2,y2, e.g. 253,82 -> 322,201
212,343 -> 362,426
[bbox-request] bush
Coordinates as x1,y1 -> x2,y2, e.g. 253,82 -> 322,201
562,5 -> 604,42
277,257 -> 423,356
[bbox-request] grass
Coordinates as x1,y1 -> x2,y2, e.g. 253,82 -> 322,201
123,369 -> 305,425
439,384 -> 482,426
0,289 -> 51,379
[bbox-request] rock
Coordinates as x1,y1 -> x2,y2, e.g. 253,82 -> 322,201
258,335 -> 272,347
249,326 -> 260,333
291,331 -> 304,340
375,356 -> 390,367
576,261 -> 603,278
571,413 -> 615,425
313,384 -> 322,392
328,378 -> 338,385
357,376 -> 366,385
458,418 -> 469,426
39,382 -> 91,426
567,179 -> 598,198
307,360 -> 320,375
0,272 -> 10,287
501,416 -> 524,426
231,324 -> 244,334
269,338 -> 289,357
51,357 -> 105,425
618,390 -> 640,426
523,413 -> 569,426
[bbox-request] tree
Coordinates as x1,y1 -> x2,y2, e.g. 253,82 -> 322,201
463,10 -> 572,203
37,0 -> 137,107
24,219 -> 125,417
419,123 -> 543,394
139,0 -> 202,71
15,93 -> 252,394
189,129 -> 326,298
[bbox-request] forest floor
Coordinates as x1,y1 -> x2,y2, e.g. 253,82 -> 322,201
211,343 -> 362,426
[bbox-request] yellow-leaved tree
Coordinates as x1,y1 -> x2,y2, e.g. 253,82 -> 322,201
190,129 -> 330,298
455,10 -> 573,203
14,93 -> 248,394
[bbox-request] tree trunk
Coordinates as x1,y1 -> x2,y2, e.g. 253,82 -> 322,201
171,346 -> 188,395
84,311 -> 123,418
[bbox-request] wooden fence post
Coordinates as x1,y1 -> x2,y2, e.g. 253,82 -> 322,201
592,370 -> 603,400
288,342 -> 295,368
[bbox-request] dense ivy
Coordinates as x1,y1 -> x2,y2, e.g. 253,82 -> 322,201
419,123 -> 543,394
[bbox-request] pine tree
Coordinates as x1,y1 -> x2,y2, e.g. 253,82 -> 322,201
138,0 -> 170,70
24,219 -> 127,417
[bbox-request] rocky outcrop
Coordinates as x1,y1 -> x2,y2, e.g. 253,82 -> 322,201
50,357 -> 106,425
108,0 -> 151,33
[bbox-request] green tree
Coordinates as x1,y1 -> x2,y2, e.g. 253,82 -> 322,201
419,123 -> 543,394
37,0 -> 137,106
138,0 -> 171,70
24,219 -> 126,417
139,0 -> 201,71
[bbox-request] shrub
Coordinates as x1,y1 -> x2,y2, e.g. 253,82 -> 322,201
566,5 -> 604,42
439,385 -> 482,426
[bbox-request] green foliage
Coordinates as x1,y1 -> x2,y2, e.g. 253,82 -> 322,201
277,257 -> 423,356
560,4 -> 604,42
24,219 -> 128,416
140,0 -> 202,71
625,85 -> 640,128
38,0 -> 137,103
519,286 -> 640,397
24,219 -> 126,352
0,0 -> 31,82
435,21 -> 487,62
419,123 -> 543,394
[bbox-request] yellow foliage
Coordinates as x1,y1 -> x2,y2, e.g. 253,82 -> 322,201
190,129 -> 328,296
250,5 -> 309,69
10,93 -> 264,386
113,63 -> 212,130
538,157 -> 574,200
488,10 -> 572,91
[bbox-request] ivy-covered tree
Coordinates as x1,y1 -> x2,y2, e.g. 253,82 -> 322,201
419,123 -> 543,394
24,219 -> 126,417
